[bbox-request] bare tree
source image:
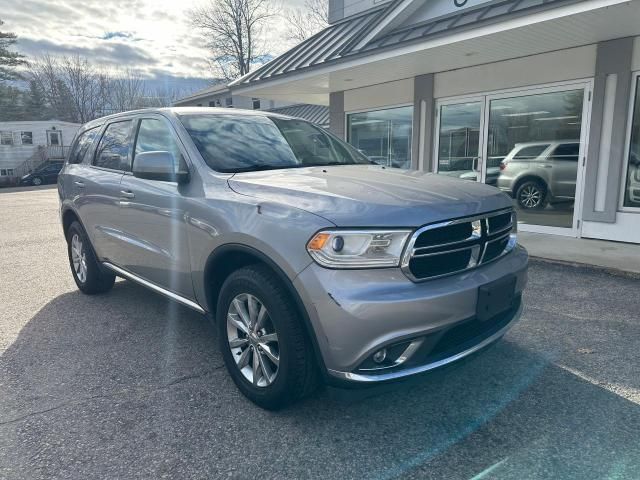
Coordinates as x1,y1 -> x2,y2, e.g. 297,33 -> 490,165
28,55 -> 76,122
189,0 -> 276,81
284,0 -> 328,43
107,68 -> 147,113
59,55 -> 109,122
29,54 -> 109,123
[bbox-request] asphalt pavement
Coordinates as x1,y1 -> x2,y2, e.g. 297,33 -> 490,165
1,187 -> 639,479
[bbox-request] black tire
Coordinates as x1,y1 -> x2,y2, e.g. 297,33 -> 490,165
515,180 -> 547,210
32,176 -> 43,186
216,264 -> 318,410
66,221 -> 115,294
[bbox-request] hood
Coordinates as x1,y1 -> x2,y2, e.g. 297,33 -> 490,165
228,165 -> 512,227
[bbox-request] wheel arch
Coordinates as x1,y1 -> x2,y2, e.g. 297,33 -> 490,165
512,175 -> 549,197
203,244 -> 328,376
61,207 -> 82,238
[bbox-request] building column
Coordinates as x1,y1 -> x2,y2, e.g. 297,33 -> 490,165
329,91 -> 345,140
582,37 -> 634,224
412,74 -> 435,172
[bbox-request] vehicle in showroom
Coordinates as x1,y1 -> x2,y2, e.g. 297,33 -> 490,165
496,141 -> 580,210
20,161 -> 64,186
58,107 -> 528,409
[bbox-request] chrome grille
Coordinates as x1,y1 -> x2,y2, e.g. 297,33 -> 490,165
401,209 -> 516,281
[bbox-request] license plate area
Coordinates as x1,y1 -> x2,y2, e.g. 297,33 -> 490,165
477,275 -> 517,322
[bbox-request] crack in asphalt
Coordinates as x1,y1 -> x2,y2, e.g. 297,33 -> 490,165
0,366 -> 225,427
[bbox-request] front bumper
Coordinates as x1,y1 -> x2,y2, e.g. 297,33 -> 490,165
293,245 -> 528,383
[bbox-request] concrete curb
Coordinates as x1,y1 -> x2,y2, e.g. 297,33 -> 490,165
529,256 -> 640,280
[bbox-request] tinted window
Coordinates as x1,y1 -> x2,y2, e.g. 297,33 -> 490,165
179,114 -> 369,173
69,127 -> 99,164
134,118 -> 183,171
513,144 -> 548,160
551,143 -> 579,161
93,121 -> 132,171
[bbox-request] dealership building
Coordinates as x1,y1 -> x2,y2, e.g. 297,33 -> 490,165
231,0 -> 640,244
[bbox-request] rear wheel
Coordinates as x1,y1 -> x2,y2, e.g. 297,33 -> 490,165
217,265 -> 318,409
66,221 -> 115,294
516,180 -> 546,210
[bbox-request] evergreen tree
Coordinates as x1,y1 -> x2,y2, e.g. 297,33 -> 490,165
0,19 -> 26,82
24,80 -> 48,120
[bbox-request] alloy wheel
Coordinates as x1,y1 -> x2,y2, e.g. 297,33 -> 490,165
71,233 -> 88,283
519,184 -> 542,209
226,293 -> 280,387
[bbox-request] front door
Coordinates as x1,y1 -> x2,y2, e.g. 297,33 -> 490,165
117,116 -> 194,299
435,82 -> 592,236
47,130 -> 62,146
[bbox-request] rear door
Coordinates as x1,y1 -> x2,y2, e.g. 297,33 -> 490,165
116,115 -> 194,299
76,119 -> 134,263
548,142 -> 580,199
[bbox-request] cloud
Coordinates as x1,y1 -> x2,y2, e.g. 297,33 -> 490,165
101,31 -> 134,40
4,0 -> 304,81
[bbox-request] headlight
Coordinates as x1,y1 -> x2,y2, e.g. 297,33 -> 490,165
307,229 -> 412,268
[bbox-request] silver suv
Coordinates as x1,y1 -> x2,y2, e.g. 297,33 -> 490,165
58,108 -> 528,409
496,141 -> 580,209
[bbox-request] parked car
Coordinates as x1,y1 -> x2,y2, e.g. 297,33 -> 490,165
20,161 -> 64,186
496,141 -> 580,209
58,108 -> 528,409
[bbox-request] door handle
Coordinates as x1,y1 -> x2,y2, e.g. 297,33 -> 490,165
74,181 -> 85,188
120,190 -> 135,199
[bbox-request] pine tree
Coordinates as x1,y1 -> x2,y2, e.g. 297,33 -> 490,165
0,19 -> 26,82
25,80 -> 48,120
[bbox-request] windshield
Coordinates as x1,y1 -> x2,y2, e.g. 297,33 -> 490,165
179,114 -> 371,173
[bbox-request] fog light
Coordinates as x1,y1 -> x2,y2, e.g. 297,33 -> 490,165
372,349 -> 387,364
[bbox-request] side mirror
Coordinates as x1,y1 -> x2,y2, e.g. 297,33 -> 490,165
132,151 -> 189,184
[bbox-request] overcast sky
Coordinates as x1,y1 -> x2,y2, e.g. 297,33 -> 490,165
1,0 -> 302,87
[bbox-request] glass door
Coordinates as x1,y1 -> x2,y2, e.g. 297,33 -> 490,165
435,100 -> 484,181
436,83 -> 591,235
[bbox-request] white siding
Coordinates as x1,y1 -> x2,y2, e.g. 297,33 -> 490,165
344,78 -> 414,112
342,0 -> 391,21
0,121 -> 80,173
434,45 -> 597,99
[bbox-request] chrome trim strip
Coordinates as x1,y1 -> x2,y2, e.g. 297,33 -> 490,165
412,244 -> 476,258
328,301 -> 523,383
102,262 -> 206,314
401,208 -> 516,282
487,222 -> 513,237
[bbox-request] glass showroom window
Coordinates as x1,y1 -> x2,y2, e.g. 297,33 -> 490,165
347,106 -> 413,169
623,75 -> 640,208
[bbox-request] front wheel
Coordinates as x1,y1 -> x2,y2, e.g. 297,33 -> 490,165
32,176 -> 43,186
516,180 -> 546,210
217,265 -> 318,409
66,221 -> 115,294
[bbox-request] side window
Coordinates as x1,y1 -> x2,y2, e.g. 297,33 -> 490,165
513,145 -> 549,160
93,120 -> 132,171
68,127 -> 99,164
550,143 -> 580,162
133,118 -> 184,171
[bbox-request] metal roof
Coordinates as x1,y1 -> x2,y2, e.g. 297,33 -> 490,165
265,103 -> 329,127
232,0 -> 576,88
